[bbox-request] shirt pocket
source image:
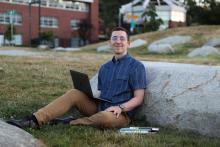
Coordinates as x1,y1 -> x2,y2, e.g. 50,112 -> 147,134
114,75 -> 130,96
101,70 -> 111,91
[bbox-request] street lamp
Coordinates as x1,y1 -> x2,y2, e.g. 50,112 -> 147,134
28,0 -> 41,47
6,9 -> 16,45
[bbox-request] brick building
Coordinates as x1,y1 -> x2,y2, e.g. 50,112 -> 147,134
0,0 -> 99,47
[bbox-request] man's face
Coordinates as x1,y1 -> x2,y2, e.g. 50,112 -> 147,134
109,31 -> 130,56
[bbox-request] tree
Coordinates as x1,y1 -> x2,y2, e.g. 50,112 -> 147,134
4,25 -> 16,45
99,0 -> 131,37
78,20 -> 91,46
184,0 -> 220,25
141,2 -> 163,32
40,31 -> 54,47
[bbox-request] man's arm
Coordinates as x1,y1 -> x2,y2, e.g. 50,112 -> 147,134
105,89 -> 145,118
120,89 -> 145,112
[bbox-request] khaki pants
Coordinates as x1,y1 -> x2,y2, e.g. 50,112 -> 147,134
34,89 -> 131,128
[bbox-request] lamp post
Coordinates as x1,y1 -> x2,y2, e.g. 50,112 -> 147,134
28,0 -> 41,47
6,9 -> 16,45
130,1 -> 134,33
28,2 -> 32,47
118,11 -> 121,27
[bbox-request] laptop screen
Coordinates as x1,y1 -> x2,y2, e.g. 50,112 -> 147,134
70,70 -> 94,98
70,70 -> 112,103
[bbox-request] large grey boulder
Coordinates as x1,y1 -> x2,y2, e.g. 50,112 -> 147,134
148,35 -> 191,53
90,61 -> 220,137
0,120 -> 44,147
204,38 -> 220,47
188,46 -> 220,57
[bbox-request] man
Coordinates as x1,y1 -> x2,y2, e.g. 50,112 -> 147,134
7,27 -> 147,129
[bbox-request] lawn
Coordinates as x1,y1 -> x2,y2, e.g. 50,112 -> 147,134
0,25 -> 220,146
0,50 -> 220,147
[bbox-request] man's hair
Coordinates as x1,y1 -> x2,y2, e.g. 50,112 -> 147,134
111,27 -> 130,41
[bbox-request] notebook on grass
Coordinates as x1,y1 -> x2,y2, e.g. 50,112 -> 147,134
70,70 -> 111,103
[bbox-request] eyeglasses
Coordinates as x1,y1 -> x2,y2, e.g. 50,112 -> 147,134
111,36 -> 127,42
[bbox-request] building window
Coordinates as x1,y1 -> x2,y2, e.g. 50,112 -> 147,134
70,19 -> 80,30
41,0 -> 47,6
40,16 -> 58,28
49,2 -> 63,8
0,0 -> 10,2
66,2 -> 89,11
0,13 -> 22,25
11,0 -> 28,4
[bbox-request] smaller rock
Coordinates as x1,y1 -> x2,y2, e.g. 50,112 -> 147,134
148,44 -> 174,53
0,120 -> 45,147
97,45 -> 112,53
38,45 -> 49,50
129,39 -> 147,49
204,38 -> 220,47
148,35 -> 191,54
188,46 -> 220,57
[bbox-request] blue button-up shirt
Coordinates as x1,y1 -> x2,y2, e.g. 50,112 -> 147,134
97,54 -> 147,117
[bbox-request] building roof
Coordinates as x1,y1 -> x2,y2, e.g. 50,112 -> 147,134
62,0 -> 94,3
120,0 -> 185,14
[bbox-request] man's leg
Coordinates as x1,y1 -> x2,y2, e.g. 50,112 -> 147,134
33,89 -> 97,125
70,111 -> 131,128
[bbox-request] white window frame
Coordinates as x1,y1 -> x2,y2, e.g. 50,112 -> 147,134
0,13 -> 22,25
70,19 -> 81,30
40,16 -> 58,28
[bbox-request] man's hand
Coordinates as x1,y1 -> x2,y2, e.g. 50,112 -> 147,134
105,106 -> 122,118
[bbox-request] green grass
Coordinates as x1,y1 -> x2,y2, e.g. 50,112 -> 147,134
1,25 -> 220,146
0,52 -> 220,147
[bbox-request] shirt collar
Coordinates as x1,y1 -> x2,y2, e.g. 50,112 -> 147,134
112,54 -> 130,63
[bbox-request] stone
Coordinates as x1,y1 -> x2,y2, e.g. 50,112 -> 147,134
0,119 -> 45,147
90,61 -> 220,137
148,44 -> 174,53
148,35 -> 191,53
188,46 -> 220,57
96,44 -> 112,53
204,38 -> 220,47
129,39 -> 147,49
38,45 -> 49,50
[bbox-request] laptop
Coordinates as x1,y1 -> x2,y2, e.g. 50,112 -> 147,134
70,70 -> 111,103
